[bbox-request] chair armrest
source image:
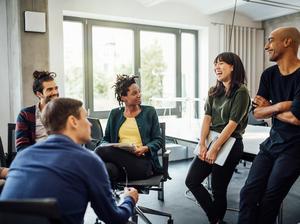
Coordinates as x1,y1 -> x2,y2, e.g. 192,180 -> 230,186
162,150 -> 171,180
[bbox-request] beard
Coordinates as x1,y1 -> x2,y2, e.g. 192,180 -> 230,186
45,93 -> 59,104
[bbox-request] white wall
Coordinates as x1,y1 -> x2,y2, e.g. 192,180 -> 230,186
48,0 -> 262,102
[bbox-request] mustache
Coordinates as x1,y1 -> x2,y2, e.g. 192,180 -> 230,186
45,93 -> 59,104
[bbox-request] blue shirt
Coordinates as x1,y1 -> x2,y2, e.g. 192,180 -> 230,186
0,134 -> 134,224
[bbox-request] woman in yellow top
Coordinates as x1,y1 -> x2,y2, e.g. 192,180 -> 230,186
95,75 -> 162,183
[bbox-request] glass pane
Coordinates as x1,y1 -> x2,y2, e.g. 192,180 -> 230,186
140,31 -> 176,107
63,21 -> 84,102
182,33 -> 196,118
92,26 -> 134,111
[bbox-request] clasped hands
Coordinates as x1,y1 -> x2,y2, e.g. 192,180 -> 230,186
198,144 -> 219,164
134,145 -> 149,157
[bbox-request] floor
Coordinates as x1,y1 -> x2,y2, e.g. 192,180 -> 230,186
84,159 -> 300,224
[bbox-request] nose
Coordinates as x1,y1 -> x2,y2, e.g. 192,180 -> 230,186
264,42 -> 269,51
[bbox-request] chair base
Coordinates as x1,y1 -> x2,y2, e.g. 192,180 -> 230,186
132,205 -> 173,224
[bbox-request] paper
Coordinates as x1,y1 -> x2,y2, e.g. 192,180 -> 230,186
100,143 -> 136,153
193,130 -> 236,166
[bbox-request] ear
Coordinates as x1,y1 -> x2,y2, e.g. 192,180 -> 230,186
36,91 -> 43,99
121,95 -> 126,102
284,38 -> 292,47
67,115 -> 78,130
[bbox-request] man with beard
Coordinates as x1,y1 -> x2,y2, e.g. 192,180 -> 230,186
238,27 -> 300,224
16,71 -> 59,151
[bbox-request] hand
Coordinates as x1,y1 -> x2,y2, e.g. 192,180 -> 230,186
134,146 -> 148,157
253,96 -> 271,108
124,187 -> 139,204
0,167 -> 8,178
198,144 -> 208,161
205,146 -> 219,164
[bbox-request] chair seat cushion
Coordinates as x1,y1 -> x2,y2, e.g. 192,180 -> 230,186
118,174 -> 163,187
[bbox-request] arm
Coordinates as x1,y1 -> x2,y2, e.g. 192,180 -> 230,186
276,111 -> 300,125
89,156 -> 137,224
100,111 -> 114,144
16,110 -> 33,152
0,167 -> 9,179
197,115 -> 211,161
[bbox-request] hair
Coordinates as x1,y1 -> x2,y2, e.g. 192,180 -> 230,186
32,70 -> 56,94
113,74 -> 138,106
41,98 -> 83,134
209,52 -> 246,98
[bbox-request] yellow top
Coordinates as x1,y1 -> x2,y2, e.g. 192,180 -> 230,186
118,117 -> 143,147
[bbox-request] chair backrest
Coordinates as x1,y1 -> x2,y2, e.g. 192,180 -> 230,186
0,198 -> 63,224
0,137 -> 6,167
86,117 -> 104,150
247,111 -> 268,126
7,123 -> 16,166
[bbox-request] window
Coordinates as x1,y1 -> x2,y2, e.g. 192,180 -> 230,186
63,17 -> 198,119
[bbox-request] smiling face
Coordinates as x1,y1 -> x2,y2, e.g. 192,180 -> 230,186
264,29 -> 286,62
121,83 -> 141,106
214,60 -> 233,83
36,80 -> 59,104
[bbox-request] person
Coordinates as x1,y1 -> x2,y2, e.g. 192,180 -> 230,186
238,27 -> 300,224
95,74 -> 163,183
16,70 -> 59,152
185,52 -> 250,224
0,167 -> 8,191
0,98 -> 139,224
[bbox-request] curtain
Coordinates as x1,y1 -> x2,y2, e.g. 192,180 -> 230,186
213,24 -> 264,97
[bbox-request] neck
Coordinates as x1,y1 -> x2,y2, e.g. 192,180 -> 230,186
58,130 -> 81,145
38,101 -> 46,111
222,81 -> 231,92
277,53 -> 300,75
124,105 -> 141,117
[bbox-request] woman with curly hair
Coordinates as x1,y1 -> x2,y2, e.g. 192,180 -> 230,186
95,74 -> 162,183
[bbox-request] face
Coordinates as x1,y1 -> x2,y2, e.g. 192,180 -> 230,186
37,80 -> 59,104
75,107 -> 92,144
214,60 -> 233,83
121,83 -> 141,106
264,29 -> 285,62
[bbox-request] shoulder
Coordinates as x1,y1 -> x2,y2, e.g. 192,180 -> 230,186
236,85 -> 249,94
19,105 -> 36,114
109,107 -> 123,117
141,105 -> 155,111
262,65 -> 278,77
17,105 -> 36,122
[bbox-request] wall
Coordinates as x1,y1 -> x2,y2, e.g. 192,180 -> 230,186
263,12 -> 300,68
48,0 -> 262,102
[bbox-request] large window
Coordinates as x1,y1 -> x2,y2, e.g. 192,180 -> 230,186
63,17 -> 198,118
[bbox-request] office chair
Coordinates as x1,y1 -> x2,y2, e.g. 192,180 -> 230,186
7,123 -> 16,166
0,198 -> 63,224
116,122 -> 173,224
86,117 -> 104,150
247,110 -> 268,126
0,136 -> 6,167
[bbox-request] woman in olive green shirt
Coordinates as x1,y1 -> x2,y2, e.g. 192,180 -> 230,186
186,52 -> 250,224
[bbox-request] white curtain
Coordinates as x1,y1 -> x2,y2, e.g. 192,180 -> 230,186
213,24 -> 264,97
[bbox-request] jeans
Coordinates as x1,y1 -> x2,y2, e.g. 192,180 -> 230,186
185,139 -> 243,223
238,148 -> 300,224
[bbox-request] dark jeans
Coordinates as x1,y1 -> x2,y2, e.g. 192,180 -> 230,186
238,149 -> 300,224
185,139 -> 243,223
95,146 -> 153,183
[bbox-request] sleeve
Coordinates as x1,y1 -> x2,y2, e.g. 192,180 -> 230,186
101,111 -> 113,144
88,154 -> 135,224
15,110 -> 31,152
256,71 -> 270,101
204,95 -> 213,116
291,84 -> 300,120
229,89 -> 251,123
146,108 -> 163,153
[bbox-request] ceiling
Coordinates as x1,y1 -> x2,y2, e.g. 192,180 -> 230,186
135,0 -> 300,21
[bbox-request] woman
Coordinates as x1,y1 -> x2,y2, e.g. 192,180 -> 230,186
95,74 -> 162,183
185,52 -> 250,224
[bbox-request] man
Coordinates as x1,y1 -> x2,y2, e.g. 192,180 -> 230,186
16,70 -> 59,151
1,98 -> 139,224
238,27 -> 300,224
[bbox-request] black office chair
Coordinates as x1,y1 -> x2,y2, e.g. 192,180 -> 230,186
116,122 -> 173,224
247,110 -> 268,126
0,137 -> 6,168
7,123 -> 16,166
0,198 -> 63,224
86,117 -> 103,150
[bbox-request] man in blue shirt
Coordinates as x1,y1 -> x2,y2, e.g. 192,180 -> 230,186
238,27 -> 300,224
1,98 -> 139,224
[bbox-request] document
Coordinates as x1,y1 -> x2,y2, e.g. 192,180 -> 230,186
193,130 -> 236,166
99,143 -> 136,153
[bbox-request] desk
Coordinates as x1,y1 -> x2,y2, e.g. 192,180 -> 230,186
164,118 -> 270,161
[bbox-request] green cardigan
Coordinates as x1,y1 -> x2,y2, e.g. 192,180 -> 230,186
101,105 -> 163,172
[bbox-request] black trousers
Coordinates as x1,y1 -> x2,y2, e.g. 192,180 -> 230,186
185,139 -> 243,223
238,148 -> 300,224
95,146 -> 153,183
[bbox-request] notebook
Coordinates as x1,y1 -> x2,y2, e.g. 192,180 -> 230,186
193,130 -> 236,166
99,143 -> 136,154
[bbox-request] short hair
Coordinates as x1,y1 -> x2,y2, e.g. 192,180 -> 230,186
41,98 -> 83,134
32,71 -> 56,94
113,74 -> 138,106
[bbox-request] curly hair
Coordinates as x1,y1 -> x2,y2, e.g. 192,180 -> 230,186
113,74 -> 138,106
32,70 -> 57,94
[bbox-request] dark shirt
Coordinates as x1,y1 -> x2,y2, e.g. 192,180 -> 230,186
0,134 -> 134,224
16,105 -> 36,152
101,105 -> 163,172
257,65 -> 300,156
